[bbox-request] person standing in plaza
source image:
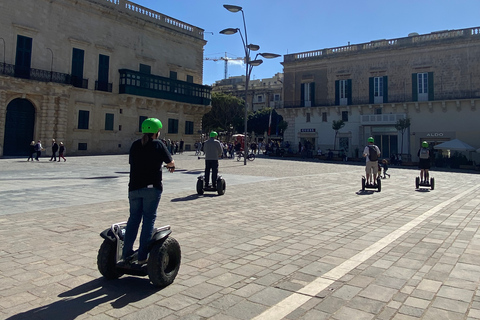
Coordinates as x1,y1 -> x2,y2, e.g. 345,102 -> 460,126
58,142 -> 66,162
418,141 -> 431,183
27,141 -> 36,161
363,137 -> 381,185
122,118 -> 175,265
34,140 -> 43,161
203,131 -> 223,188
50,139 -> 59,161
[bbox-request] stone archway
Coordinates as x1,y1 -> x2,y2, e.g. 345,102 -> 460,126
3,98 -> 36,156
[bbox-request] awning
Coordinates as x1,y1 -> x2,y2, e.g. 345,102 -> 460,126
433,139 -> 476,151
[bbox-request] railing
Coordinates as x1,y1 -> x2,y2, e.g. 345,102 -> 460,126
93,0 -> 204,39
360,113 -> 406,125
285,26 -> 480,62
95,81 -> 113,92
119,69 -> 211,105
0,62 -> 88,87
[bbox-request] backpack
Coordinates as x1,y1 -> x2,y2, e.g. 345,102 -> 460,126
368,146 -> 378,161
419,148 -> 429,159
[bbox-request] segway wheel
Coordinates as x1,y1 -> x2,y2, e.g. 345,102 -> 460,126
196,179 -> 204,195
148,237 -> 181,288
217,178 -> 226,195
97,240 -> 123,279
377,177 -> 381,192
361,177 -> 365,191
430,178 -> 435,190
247,153 -> 255,161
415,177 -> 420,189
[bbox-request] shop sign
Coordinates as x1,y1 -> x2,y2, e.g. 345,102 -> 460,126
426,132 -> 444,137
300,128 -> 316,132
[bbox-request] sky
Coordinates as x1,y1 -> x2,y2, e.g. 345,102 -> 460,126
133,0 -> 480,86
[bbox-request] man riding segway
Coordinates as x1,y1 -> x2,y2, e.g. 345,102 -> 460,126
203,131 -> 223,189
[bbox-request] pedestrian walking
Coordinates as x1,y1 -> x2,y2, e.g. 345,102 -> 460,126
34,140 -> 43,161
27,141 -> 36,161
50,139 -> 59,161
58,142 -> 66,162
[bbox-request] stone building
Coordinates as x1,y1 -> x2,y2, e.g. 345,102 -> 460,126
0,0 -> 211,157
279,27 -> 480,163
212,73 -> 284,112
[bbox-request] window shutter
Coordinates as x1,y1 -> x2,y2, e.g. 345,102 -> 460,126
300,83 -> 305,106
428,72 -> 434,101
412,73 -> 418,101
383,76 -> 388,103
310,82 -> 315,106
369,77 -> 374,104
335,80 -> 339,105
347,79 -> 352,105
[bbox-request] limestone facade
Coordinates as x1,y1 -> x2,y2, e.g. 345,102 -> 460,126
279,27 -> 480,162
0,0 -> 211,157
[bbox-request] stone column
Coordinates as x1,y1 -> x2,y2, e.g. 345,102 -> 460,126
0,91 -> 6,156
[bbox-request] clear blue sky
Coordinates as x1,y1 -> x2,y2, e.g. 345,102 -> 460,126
134,0 -> 480,86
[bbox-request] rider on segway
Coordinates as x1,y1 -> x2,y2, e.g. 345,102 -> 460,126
363,137 -> 381,186
203,131 -> 223,189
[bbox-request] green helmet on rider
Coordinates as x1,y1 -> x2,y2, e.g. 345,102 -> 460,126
141,118 -> 163,134
210,131 -> 218,138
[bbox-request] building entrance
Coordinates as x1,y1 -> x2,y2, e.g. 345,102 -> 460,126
3,98 -> 36,156
373,134 -> 398,159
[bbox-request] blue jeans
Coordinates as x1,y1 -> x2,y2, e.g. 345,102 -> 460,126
123,187 -> 162,261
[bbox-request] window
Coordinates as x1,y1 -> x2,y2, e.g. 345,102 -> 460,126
301,82 -> 314,107
306,112 -> 311,123
257,95 -> 263,103
335,79 -> 352,106
369,76 -> 388,104
78,143 -> 87,150
186,75 -> 194,83
96,54 -> 110,91
138,116 -> 147,132
322,112 -> 327,122
412,72 -> 434,101
71,48 -> 85,88
274,94 -> 280,101
105,113 -> 114,131
78,110 -> 89,129
185,121 -> 194,135
170,71 -> 177,80
139,64 -> 151,74
342,111 -> 349,122
15,35 -> 32,79
168,118 -> 179,134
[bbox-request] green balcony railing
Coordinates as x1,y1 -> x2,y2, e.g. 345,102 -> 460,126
119,69 -> 211,105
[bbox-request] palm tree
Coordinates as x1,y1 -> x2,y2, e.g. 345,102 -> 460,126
332,120 -> 345,150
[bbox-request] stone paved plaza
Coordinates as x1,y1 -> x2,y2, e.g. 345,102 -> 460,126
1,152 -> 480,320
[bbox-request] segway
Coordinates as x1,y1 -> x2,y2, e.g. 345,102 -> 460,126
97,222 -> 181,288
196,175 -> 226,195
416,177 -> 435,190
362,176 -> 381,192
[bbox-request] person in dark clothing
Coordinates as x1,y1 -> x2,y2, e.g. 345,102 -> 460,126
34,140 -> 43,161
203,131 -> 223,188
50,139 -> 59,161
27,141 -> 36,161
58,142 -> 66,162
122,118 -> 175,265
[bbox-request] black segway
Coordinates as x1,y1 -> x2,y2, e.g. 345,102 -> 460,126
97,222 -> 181,288
362,176 -> 381,192
416,177 -> 435,190
196,175 -> 226,195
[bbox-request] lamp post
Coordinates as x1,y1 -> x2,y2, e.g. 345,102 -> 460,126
46,47 -> 53,81
220,4 -> 280,165
0,38 -> 5,74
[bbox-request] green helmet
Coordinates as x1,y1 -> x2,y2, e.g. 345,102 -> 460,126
368,137 -> 374,143
141,118 -> 163,134
422,141 -> 429,148
210,131 -> 218,138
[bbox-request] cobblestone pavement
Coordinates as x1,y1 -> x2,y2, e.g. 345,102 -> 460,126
1,152 -> 480,320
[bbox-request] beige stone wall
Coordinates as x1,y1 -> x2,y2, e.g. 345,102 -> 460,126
0,0 -> 210,156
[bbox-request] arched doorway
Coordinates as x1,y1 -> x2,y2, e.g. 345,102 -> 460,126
3,98 -> 36,156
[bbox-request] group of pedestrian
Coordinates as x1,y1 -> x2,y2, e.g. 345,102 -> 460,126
163,139 -> 184,155
27,139 -> 66,162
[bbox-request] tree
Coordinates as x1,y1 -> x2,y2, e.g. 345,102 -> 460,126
247,108 -> 285,137
332,120 -> 345,150
202,92 -> 244,135
395,117 -> 411,155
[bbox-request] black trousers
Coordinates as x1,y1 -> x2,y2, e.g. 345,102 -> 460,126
205,160 -> 219,186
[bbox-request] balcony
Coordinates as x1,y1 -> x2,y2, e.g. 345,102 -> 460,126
95,80 -> 113,92
119,69 -> 211,106
0,62 -> 88,88
360,113 -> 406,125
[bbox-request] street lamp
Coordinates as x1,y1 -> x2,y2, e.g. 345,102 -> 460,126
220,4 -> 280,165
46,47 -> 53,81
0,38 -> 5,74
